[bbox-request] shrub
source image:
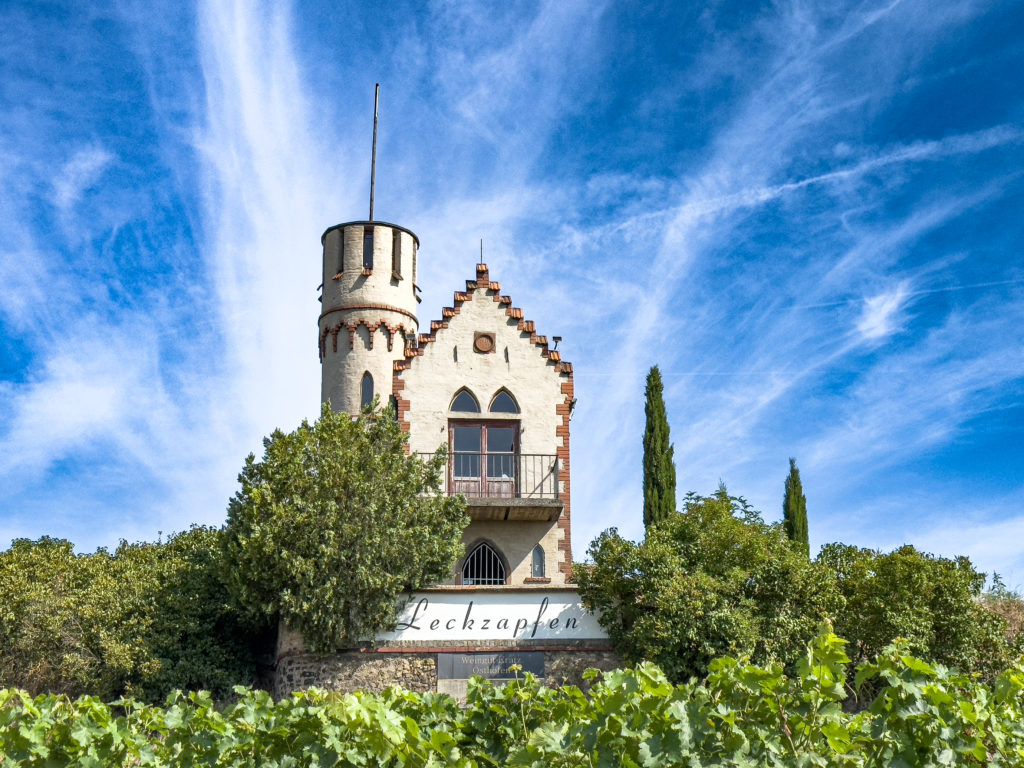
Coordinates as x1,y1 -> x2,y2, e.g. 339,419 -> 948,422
0,529 -> 261,702
577,487 -> 840,682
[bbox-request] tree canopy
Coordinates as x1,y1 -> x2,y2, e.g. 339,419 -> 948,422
578,487 -> 839,682
782,458 -> 809,556
578,483 -> 1014,689
818,542 -> 1011,680
221,403 -> 468,652
0,528 -> 259,701
642,365 -> 676,530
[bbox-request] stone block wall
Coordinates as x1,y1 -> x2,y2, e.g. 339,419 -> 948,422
545,649 -> 621,689
273,649 -> 622,700
274,652 -> 437,699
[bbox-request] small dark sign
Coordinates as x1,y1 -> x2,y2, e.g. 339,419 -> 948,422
437,652 -> 545,680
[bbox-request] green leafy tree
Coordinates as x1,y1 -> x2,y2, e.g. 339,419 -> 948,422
818,543 -> 1011,680
0,537 -> 146,699
127,528 -> 267,700
578,486 -> 841,682
0,529 -> 258,701
782,457 -> 809,556
221,403 -> 468,652
642,365 -> 676,530
982,574 -> 1024,654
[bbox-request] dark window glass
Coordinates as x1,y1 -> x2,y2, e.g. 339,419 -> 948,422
454,426 -> 482,452
360,372 -> 373,409
392,230 -> 401,275
363,227 -> 373,269
451,390 -> 480,412
486,427 -> 516,480
453,426 -> 481,478
490,391 -> 519,413
532,545 -> 545,578
487,427 -> 516,453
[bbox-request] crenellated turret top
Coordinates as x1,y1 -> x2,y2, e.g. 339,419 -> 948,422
321,220 -> 419,248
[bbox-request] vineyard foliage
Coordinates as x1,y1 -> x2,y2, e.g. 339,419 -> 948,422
3,630 -> 1024,767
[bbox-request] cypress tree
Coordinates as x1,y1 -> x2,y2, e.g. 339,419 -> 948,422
643,365 -> 677,530
782,457 -> 810,556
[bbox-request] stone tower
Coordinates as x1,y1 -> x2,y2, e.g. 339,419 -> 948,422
318,220 -> 419,413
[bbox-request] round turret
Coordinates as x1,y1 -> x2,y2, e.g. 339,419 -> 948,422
318,220 -> 419,413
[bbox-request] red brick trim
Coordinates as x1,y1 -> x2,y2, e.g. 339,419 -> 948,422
555,378 -> 574,581
366,645 -> 613,653
392,374 -> 411,436
320,320 -> 415,360
387,262 -> 577,578
320,303 -> 418,323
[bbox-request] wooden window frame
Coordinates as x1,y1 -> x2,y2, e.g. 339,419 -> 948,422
448,419 -> 520,498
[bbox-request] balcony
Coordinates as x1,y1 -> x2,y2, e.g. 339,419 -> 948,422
417,452 -> 563,522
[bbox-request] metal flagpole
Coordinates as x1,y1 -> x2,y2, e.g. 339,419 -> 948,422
369,83 -> 379,221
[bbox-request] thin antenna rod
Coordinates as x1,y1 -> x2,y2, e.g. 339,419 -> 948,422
480,238 -> 483,262
369,83 -> 380,221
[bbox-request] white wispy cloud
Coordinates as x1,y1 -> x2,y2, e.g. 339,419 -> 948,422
191,1 -> 347,445
562,0 -> 1024,557
0,345 -> 122,477
2,0 -> 1021,593
856,281 -> 911,341
51,146 -> 114,212
911,511 -> 1024,590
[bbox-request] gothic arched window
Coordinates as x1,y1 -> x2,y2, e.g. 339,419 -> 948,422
532,545 -> 545,578
451,389 -> 480,413
489,390 -> 519,414
360,372 -> 374,409
462,541 -> 506,585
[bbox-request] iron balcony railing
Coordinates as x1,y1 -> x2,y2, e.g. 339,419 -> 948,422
416,452 -> 560,500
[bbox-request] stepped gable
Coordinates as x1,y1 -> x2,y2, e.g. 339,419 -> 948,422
393,263 -> 573,375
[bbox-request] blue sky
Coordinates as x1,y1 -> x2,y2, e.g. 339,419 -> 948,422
2,0 -> 1023,585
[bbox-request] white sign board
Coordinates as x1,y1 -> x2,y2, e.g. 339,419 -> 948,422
376,590 -> 606,642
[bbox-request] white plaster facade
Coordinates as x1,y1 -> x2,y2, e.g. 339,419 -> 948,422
319,221 -> 575,588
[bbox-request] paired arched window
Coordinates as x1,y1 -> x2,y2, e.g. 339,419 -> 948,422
450,388 -> 520,414
360,372 -> 374,409
462,541 -> 506,585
